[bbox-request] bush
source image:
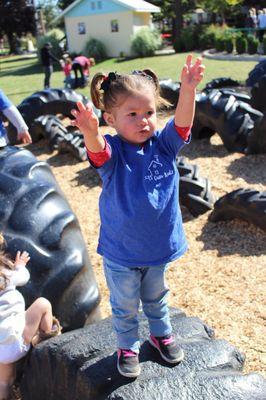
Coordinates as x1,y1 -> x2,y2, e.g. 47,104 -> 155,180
131,27 -> 162,57
37,28 -> 65,62
247,35 -> 259,54
84,38 -> 107,62
215,37 -> 226,52
235,34 -> 247,54
198,24 -> 220,50
224,36 -> 234,53
263,35 -> 266,55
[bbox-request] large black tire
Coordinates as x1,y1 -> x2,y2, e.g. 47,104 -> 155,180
0,146 -> 101,330
30,115 -> 69,147
246,60 -> 266,87
246,114 -> 266,154
192,90 -> 263,153
202,77 -> 241,92
177,157 -> 216,216
7,89 -> 101,144
209,188 -> 266,232
20,308 -> 266,400
250,74 -> 266,113
159,79 -> 180,108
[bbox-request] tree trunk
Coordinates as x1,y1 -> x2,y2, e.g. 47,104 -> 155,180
7,33 -> 16,54
172,0 -> 183,42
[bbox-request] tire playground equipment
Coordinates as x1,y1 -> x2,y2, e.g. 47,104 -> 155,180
19,308 -> 266,400
246,60 -> 266,87
6,88 -> 101,144
192,89 -> 264,153
202,77 -> 241,91
0,146 -> 101,331
30,115 -> 87,161
209,188 -> 266,232
177,156 -> 215,216
250,74 -> 266,113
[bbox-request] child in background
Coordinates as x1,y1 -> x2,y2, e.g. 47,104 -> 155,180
0,233 -> 61,399
0,89 -> 32,147
60,57 -> 73,88
71,55 -> 205,378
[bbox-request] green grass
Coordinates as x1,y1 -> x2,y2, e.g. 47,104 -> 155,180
0,52 -> 257,105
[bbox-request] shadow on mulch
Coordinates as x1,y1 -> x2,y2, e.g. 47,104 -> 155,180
73,165 -> 101,189
226,155 -> 266,185
197,218 -> 266,257
181,136 -> 230,160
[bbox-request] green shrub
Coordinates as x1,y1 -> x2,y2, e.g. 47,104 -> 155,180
263,35 -> 266,55
181,27 -> 197,51
37,28 -> 65,62
224,36 -> 234,53
84,38 -> 107,62
198,30 -> 216,50
215,37 -> 226,52
235,34 -> 247,54
247,35 -> 259,54
131,27 -> 162,57
173,36 -> 185,53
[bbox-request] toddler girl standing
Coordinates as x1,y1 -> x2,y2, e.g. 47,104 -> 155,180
0,234 -> 61,399
60,57 -> 73,88
71,55 -> 205,378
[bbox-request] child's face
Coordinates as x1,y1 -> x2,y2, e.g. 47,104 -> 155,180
104,90 -> 157,145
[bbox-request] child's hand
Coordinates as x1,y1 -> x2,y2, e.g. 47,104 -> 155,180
180,54 -> 205,90
71,101 -> 99,137
14,251 -> 30,268
17,130 -> 32,144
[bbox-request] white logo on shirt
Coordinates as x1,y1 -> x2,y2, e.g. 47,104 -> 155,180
145,155 -> 173,182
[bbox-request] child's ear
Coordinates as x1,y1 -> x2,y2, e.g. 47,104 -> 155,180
103,112 -> 115,127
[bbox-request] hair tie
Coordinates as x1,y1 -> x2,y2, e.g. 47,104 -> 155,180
100,72 -> 119,92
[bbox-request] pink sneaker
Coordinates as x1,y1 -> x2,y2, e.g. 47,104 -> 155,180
149,334 -> 184,364
117,349 -> 141,378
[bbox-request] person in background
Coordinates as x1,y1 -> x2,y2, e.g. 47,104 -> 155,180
40,42 -> 60,89
60,57 -> 73,89
0,89 -> 32,147
0,233 -> 61,400
72,55 -> 91,88
258,9 -> 266,42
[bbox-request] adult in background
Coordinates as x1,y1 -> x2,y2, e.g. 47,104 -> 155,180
40,42 -> 60,89
258,9 -> 266,43
72,55 -> 91,88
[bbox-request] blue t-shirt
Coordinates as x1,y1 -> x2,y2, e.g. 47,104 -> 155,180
94,118 -> 189,267
0,90 -> 12,141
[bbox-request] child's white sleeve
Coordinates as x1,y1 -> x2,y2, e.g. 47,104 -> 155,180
5,266 -> 30,288
3,105 -> 29,134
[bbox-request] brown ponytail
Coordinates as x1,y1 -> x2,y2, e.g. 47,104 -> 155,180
90,72 -> 106,110
0,233 -> 15,291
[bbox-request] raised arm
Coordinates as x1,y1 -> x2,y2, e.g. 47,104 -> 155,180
175,55 -> 205,128
71,101 -> 105,152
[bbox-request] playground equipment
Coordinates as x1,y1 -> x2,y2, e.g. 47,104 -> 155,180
0,146 -> 101,331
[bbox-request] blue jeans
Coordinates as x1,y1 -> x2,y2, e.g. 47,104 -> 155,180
103,257 -> 172,353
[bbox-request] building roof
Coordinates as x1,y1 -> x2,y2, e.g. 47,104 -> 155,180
54,0 -> 160,22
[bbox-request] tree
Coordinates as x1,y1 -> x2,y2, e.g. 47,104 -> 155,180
57,0 -> 73,10
199,0 -> 243,23
149,0 -> 196,40
0,0 -> 36,53
37,0 -> 60,30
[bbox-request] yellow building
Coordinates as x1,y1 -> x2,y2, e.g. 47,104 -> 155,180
54,0 -> 160,57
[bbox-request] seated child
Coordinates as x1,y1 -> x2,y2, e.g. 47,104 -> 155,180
0,233 -> 61,400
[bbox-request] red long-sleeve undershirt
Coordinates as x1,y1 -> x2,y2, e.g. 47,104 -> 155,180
86,125 -> 191,167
